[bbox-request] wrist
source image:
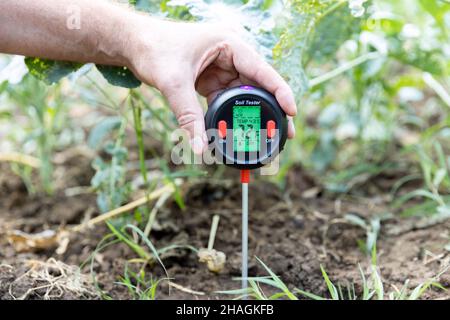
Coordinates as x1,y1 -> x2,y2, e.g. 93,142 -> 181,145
122,14 -> 162,83
92,3 -> 145,68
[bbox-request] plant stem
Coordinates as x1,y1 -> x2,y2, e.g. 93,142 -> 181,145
143,191 -> 172,237
108,118 -> 127,210
130,90 -> 148,184
71,183 -> 175,232
309,52 -> 382,88
86,75 -> 119,110
423,72 -> 450,108
207,215 -> 220,250
0,152 -> 41,168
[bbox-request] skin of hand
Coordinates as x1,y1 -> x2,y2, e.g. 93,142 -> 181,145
128,19 -> 297,153
0,0 -> 297,154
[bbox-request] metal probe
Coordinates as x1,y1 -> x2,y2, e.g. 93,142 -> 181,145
241,170 -> 250,299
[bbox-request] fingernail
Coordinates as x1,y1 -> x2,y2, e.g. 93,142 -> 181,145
288,120 -> 296,138
190,136 -> 205,155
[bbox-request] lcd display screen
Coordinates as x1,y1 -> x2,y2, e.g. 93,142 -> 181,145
233,106 -> 261,152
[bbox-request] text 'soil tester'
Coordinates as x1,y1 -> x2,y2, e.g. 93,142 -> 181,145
205,86 -> 288,298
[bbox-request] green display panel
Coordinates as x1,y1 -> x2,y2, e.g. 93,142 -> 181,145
233,106 -> 261,152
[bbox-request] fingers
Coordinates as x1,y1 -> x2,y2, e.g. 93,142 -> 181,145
203,77 -> 296,139
231,40 -> 297,117
196,65 -> 237,97
287,116 -> 295,139
162,83 -> 206,155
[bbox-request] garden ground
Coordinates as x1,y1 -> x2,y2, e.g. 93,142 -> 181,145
1,147 -> 450,300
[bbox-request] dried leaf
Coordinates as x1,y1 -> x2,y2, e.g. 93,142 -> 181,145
7,229 -> 70,253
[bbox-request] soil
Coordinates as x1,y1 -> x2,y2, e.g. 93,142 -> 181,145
1,152 -> 450,300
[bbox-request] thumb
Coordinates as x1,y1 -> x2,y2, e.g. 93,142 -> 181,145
163,84 -> 206,155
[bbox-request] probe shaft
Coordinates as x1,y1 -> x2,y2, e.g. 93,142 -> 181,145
240,170 -> 250,299
242,181 -> 248,299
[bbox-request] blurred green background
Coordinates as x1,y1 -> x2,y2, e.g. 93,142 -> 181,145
0,0 -> 449,218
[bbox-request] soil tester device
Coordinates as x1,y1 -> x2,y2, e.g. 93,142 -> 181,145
205,85 -> 288,297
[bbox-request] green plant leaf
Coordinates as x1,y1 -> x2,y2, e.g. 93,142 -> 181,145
255,257 -> 298,300
24,57 -> 82,84
407,280 -> 445,300
389,39 -> 446,76
306,3 -> 362,63
396,189 -> 444,207
107,222 -> 151,261
344,213 -> 368,229
370,265 -> 384,300
25,57 -> 141,88
433,168 -> 447,188
88,116 -> 122,149
418,0 -> 450,32
320,264 -> 339,300
272,0 -> 329,96
96,65 -> 141,88
0,80 -> 7,93
125,224 -> 169,279
294,288 -> 326,300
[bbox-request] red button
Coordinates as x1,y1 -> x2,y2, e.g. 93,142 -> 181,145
218,120 -> 227,138
267,120 -> 276,138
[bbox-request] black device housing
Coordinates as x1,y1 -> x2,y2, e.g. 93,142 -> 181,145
205,86 -> 288,170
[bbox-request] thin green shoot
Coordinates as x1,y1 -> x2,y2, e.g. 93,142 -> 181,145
116,262 -> 167,300
218,257 -> 298,300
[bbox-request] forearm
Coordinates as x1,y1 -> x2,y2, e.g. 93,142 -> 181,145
0,0 -> 143,67
0,0 -> 297,144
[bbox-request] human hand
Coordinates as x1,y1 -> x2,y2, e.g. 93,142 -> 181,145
127,18 -> 297,154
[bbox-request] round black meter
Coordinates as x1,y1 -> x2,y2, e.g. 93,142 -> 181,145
205,86 -> 288,170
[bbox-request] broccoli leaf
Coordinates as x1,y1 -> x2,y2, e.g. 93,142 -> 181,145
305,3 -> 362,63
24,57 -> 82,84
96,65 -> 141,89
